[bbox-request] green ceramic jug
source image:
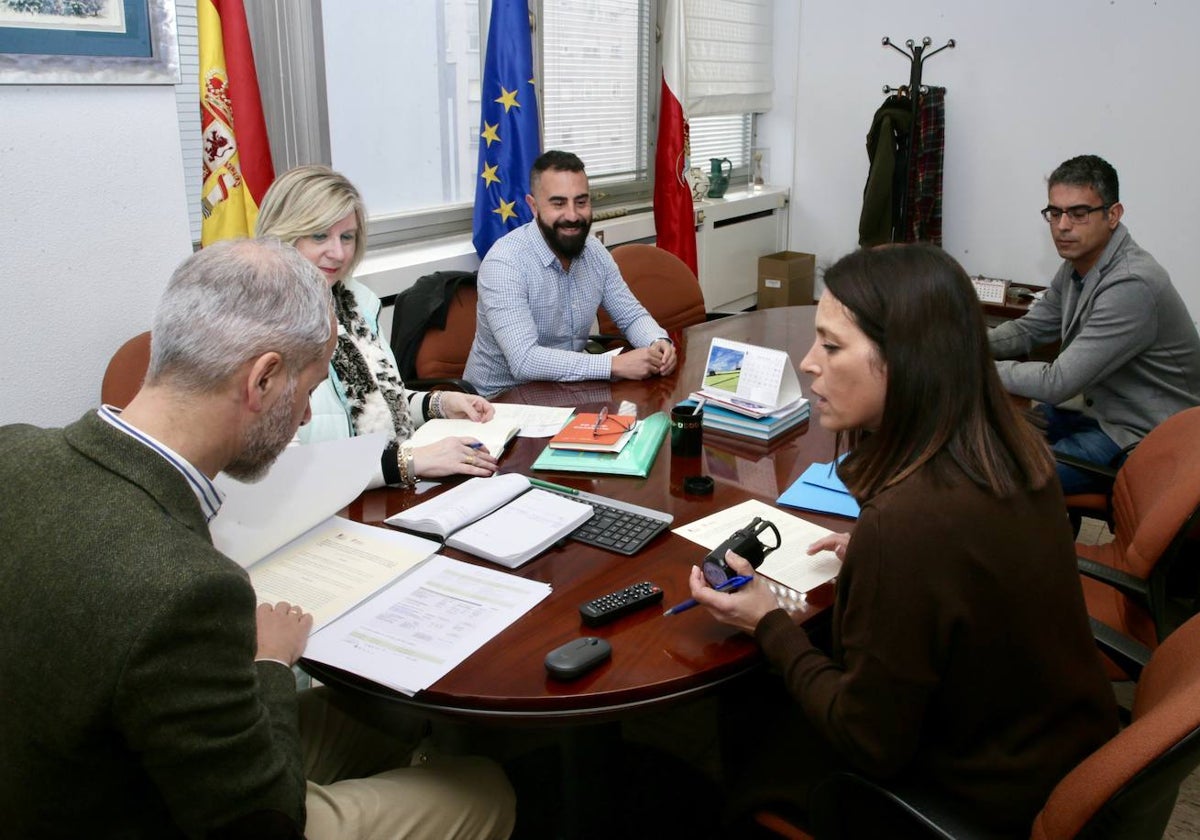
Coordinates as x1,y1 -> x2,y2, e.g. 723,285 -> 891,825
706,157 -> 732,198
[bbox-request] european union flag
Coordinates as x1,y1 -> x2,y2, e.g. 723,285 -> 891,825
472,0 -> 541,259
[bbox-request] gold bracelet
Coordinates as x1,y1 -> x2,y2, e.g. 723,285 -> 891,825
396,442 -> 417,487
429,391 -> 444,419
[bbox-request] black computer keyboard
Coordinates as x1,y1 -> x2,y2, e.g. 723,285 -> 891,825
538,487 -> 673,555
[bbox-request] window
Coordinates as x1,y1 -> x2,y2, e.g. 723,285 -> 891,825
689,114 -> 753,173
541,0 -> 651,193
179,0 -> 765,246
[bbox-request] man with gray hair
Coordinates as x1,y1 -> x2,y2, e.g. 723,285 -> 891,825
989,154 -> 1200,493
0,239 -> 514,839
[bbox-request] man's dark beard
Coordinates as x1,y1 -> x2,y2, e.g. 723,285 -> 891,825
537,214 -> 591,260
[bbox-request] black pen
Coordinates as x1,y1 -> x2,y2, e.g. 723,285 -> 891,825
663,574 -> 755,616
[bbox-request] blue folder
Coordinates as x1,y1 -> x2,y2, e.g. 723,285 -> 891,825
777,461 -> 860,519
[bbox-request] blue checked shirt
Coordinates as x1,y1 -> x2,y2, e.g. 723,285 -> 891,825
464,222 -> 668,397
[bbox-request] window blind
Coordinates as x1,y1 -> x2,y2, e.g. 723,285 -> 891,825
684,0 -> 772,117
174,0 -> 201,243
541,0 -> 651,182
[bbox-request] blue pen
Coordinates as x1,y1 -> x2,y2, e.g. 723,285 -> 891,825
662,574 -> 755,616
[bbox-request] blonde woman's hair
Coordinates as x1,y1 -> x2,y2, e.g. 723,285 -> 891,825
255,164 -> 368,279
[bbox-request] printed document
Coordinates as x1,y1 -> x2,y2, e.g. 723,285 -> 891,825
304,554 -> 552,695
248,518 -> 438,631
674,499 -> 841,593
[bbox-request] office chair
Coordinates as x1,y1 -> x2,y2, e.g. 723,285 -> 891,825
1070,407 -> 1200,675
1056,448 -> 1134,534
754,612 -> 1200,840
597,243 -> 707,337
389,271 -> 480,394
100,331 -> 152,409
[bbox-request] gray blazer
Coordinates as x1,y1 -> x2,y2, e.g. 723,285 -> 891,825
0,412 -> 305,838
989,224 -> 1200,448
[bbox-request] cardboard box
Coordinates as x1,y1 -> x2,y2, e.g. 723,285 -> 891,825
757,251 -> 816,309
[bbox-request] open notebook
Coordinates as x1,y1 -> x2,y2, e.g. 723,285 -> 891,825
386,473 -> 593,568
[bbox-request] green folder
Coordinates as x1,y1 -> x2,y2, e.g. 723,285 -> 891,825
531,411 -> 669,477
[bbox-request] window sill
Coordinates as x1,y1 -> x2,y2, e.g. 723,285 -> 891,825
354,185 -> 789,303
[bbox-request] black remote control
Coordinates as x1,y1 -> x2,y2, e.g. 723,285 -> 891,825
579,581 -> 664,626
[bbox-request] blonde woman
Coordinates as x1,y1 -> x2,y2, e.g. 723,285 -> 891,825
256,165 -> 497,487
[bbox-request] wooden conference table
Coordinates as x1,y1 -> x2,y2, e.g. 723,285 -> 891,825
304,305 -> 851,723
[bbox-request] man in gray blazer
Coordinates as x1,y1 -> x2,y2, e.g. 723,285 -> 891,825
989,155 -> 1200,493
0,239 -> 514,839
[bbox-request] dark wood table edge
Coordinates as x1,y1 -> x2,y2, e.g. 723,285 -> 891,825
301,657 -> 765,727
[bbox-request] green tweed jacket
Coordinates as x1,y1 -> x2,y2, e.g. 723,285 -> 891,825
0,412 -> 306,838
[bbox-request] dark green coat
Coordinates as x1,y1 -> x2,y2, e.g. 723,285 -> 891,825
0,412 -> 306,838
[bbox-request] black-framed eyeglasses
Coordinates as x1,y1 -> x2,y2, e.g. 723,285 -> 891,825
1041,204 -> 1109,224
592,406 -> 634,437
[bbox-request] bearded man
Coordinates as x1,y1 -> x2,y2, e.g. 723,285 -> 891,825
465,150 -> 677,397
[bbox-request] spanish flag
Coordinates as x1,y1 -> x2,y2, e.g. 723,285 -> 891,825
198,0 -> 274,246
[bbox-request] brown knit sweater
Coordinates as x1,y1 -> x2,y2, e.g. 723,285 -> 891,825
756,461 -> 1118,833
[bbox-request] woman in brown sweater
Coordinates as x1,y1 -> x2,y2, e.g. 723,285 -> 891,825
689,244 -> 1117,836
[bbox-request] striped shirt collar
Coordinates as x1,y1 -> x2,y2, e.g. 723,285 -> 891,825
96,405 -> 224,522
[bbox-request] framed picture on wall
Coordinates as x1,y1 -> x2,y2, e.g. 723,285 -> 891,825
0,0 -> 178,84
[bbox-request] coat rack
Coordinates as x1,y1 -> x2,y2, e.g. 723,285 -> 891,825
881,36 -> 955,239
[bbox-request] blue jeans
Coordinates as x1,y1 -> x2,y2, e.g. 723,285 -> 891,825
1036,404 -> 1126,495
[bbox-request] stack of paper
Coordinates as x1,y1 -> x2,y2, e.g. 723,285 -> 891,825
303,554 -> 552,696
211,435 -> 554,697
532,411 -> 670,477
681,397 -> 810,441
777,461 -> 860,519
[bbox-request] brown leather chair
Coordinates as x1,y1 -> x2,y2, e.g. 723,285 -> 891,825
756,612 -> 1200,840
1073,407 -> 1200,676
596,243 -> 706,336
413,284 -> 478,383
100,331 -> 152,409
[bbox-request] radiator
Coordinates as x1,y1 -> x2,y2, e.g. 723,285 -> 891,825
592,187 -> 790,313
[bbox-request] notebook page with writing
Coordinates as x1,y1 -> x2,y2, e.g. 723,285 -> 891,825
446,488 -> 592,568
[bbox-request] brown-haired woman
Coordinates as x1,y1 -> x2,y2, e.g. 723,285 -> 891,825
689,243 -> 1117,836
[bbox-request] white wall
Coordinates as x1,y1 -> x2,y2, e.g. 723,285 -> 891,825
0,84 -> 192,427
5,1 -> 1199,429
763,0 -> 1200,320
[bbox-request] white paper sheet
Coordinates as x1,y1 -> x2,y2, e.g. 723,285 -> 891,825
303,554 -> 552,695
211,433 -> 387,568
673,499 -> 841,594
490,402 -> 576,438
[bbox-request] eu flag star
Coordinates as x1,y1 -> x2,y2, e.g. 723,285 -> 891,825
472,0 -> 540,258
480,122 -> 501,148
492,197 -> 518,222
494,86 -> 520,113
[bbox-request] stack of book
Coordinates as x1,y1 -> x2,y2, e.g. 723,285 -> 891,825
680,397 -> 810,442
